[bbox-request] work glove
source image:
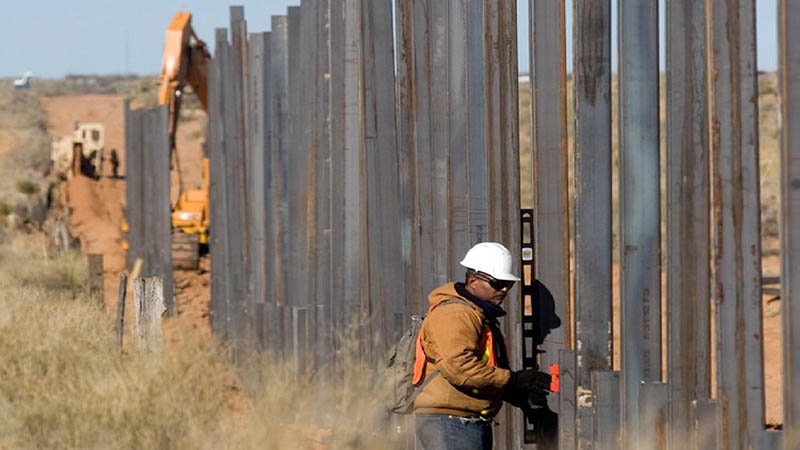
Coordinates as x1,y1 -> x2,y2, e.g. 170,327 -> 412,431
503,369 -> 551,409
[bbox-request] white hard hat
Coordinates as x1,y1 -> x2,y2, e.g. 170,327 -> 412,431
459,242 -> 520,281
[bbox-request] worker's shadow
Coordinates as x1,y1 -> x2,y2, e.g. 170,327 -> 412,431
529,279 -> 561,450
530,279 -> 561,348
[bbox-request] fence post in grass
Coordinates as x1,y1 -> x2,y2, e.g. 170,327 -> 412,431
134,276 -> 164,354
87,253 -> 103,309
116,272 -> 127,351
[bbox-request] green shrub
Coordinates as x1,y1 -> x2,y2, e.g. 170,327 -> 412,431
0,201 -> 10,216
15,179 -> 39,195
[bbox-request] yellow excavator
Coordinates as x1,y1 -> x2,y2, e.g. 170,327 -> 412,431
159,12 -> 211,269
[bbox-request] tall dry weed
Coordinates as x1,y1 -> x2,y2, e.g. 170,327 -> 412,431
0,232 -> 232,449
0,232 -> 407,449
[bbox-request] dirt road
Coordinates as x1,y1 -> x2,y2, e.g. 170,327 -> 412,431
41,94 -> 212,343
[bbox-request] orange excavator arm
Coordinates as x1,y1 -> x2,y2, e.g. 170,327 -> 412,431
158,12 -> 210,155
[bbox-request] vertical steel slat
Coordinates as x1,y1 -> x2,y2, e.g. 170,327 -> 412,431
638,382 -> 669,450
592,371 -> 621,450
292,306 -> 308,372
223,7 -> 249,350
618,0 -> 662,446
691,399 -> 718,450
465,0 -> 487,250
448,0 -> 469,275
708,0 -> 765,447
394,0 -> 421,321
408,0 -> 435,306
141,111 -> 154,282
262,31 -> 273,350
124,101 -> 142,270
489,1 -> 522,447
299,0 -> 318,326
363,0 -> 404,349
665,1 -> 712,447
285,5 -> 304,356
572,0 -> 612,447
312,0 -> 332,368
269,15 -> 290,357
247,31 -> 269,348
530,0 -> 569,417
140,108 -> 172,315
429,0 -> 450,284
754,430 -> 783,450
214,27 -> 234,342
779,1 -> 800,446
559,349 -> 577,450
359,0 -> 379,353
572,0 -> 613,375
341,0 -> 367,351
412,0 -> 435,307
207,32 -> 225,338
153,106 -> 174,315
226,7 -> 250,351
327,0 -> 347,351
293,0 -> 319,361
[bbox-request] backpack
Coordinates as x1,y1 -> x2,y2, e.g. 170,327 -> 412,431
383,299 -> 471,415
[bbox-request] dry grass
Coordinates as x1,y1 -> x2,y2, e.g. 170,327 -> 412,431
0,231 -> 400,450
0,85 -> 52,231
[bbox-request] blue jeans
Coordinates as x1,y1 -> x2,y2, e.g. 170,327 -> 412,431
415,414 -> 493,450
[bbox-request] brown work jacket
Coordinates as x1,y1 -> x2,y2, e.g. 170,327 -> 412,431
413,282 -> 512,418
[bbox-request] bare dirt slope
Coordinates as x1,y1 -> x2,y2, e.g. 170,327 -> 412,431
41,95 -> 211,343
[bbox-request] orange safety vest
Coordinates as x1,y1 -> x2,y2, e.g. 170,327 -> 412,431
412,300 -> 499,386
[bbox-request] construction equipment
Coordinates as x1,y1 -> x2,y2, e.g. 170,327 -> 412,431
158,12 -> 211,269
13,71 -> 32,90
51,122 -> 105,179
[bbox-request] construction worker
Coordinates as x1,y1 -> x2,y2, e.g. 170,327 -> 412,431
414,242 -> 552,450
109,149 -> 119,178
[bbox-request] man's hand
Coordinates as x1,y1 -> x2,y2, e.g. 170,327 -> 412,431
503,369 -> 551,408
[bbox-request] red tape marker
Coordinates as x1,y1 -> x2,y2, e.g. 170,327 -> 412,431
549,364 -> 560,393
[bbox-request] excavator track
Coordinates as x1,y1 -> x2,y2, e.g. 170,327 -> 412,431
172,232 -> 199,270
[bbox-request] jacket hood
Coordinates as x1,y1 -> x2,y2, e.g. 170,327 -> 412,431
427,282 -> 464,307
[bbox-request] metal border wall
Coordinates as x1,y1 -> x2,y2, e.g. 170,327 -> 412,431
124,103 -> 173,314
121,1 -> 800,448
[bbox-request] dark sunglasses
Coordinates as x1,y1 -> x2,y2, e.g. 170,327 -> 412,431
473,272 -> 515,291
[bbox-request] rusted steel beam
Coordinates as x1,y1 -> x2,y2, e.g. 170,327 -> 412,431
780,0 -> 800,446
394,0 -> 421,322
269,14 -> 290,356
529,0 -> 569,417
573,0 -> 612,447
488,0 -> 522,447
618,0 -> 661,446
362,0 -> 404,352
327,0 -> 347,354
665,1 -> 712,447
311,0 -> 332,368
708,0 -> 765,447
592,371 -> 621,450
124,101 -> 143,271
226,6 -> 250,352
559,349 -> 577,450
209,27 -> 233,341
246,30 -> 270,350
340,0 -> 367,355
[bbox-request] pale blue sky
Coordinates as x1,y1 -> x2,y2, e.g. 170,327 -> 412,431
0,1 -> 779,79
